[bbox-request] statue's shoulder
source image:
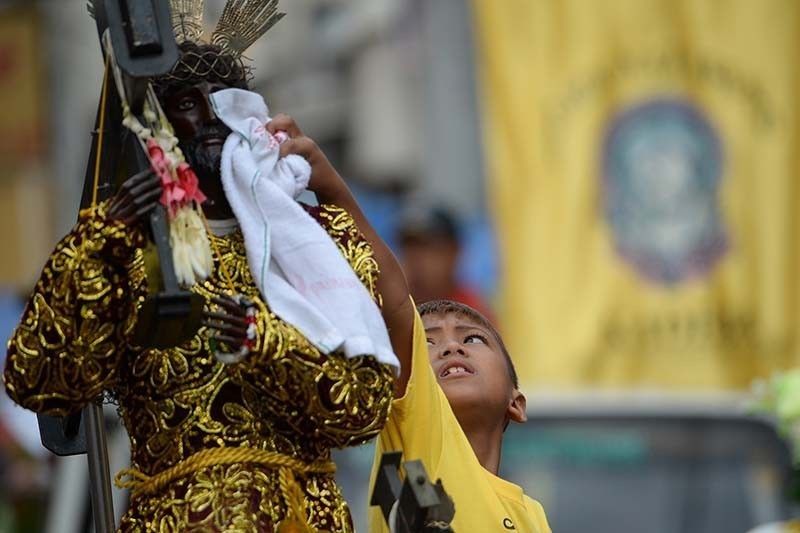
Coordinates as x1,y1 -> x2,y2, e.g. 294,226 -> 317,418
299,202 -> 360,243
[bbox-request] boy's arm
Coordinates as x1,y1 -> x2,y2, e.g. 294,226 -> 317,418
269,115 -> 415,396
311,178 -> 415,395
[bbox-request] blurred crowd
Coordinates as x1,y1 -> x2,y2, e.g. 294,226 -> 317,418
0,290 -> 48,532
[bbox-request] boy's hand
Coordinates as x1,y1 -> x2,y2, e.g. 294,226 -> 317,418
266,113 -> 344,200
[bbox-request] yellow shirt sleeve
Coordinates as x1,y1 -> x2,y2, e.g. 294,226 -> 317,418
372,307 -> 448,473
369,308 -> 551,533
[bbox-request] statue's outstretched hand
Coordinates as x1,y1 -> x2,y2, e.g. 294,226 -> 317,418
107,168 -> 161,226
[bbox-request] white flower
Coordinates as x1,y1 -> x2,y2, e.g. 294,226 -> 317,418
170,207 -> 213,286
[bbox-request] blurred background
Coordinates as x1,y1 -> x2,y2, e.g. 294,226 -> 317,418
1,0 -> 799,531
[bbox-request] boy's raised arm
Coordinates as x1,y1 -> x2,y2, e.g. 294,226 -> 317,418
268,114 -> 415,395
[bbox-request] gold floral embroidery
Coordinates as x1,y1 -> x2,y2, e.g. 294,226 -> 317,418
132,348 -> 190,388
184,465 -> 253,527
4,202 -> 394,532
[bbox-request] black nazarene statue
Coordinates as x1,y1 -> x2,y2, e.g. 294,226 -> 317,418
3,1 -> 401,531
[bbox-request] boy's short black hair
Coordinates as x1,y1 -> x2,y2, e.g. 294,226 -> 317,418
418,300 -> 519,389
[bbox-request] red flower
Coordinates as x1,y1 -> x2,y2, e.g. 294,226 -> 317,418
147,139 -> 172,187
146,139 -> 207,219
177,163 -> 207,206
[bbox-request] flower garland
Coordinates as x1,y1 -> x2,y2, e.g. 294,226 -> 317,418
142,116 -> 213,286
104,32 -> 213,287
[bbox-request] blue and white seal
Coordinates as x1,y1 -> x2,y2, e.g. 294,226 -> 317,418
602,98 -> 728,286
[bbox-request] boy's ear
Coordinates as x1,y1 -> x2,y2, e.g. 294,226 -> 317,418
506,389 -> 527,424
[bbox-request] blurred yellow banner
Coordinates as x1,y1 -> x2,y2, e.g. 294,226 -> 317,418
472,0 -> 800,391
0,6 -> 50,288
0,6 -> 43,167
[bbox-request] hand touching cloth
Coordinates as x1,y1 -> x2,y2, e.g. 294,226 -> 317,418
209,88 -> 398,369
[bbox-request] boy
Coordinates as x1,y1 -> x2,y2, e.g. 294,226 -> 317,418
369,299 -> 551,532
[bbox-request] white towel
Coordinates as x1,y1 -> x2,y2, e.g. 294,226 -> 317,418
210,88 -> 398,369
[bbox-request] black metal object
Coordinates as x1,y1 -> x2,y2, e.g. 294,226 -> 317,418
371,452 -> 456,532
84,402 -> 116,532
37,410 -> 86,456
373,452 -> 404,520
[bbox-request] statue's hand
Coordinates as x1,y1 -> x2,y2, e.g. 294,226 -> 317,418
203,295 -> 250,352
107,168 -> 161,226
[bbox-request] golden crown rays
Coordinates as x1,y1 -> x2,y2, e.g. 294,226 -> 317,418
171,0 -> 206,43
169,0 -> 284,57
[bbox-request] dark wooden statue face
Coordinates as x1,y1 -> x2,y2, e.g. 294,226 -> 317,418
162,79 -> 234,217
163,80 -> 230,161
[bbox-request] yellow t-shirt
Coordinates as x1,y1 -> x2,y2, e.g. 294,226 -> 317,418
369,310 -> 551,533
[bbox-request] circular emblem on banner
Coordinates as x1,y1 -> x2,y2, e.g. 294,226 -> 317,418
602,98 -> 727,285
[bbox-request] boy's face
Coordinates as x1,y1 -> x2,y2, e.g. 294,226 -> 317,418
423,312 -> 526,428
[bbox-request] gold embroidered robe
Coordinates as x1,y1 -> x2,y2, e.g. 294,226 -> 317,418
3,201 -> 395,532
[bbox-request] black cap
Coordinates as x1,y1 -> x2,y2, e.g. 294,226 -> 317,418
398,205 -> 459,242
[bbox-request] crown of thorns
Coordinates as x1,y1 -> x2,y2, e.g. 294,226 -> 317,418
162,47 -> 253,84
151,44 -> 251,101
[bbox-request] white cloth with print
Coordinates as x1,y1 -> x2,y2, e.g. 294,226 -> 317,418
210,88 -> 398,368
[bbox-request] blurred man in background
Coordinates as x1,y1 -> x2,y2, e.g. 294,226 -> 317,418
399,204 -> 495,322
